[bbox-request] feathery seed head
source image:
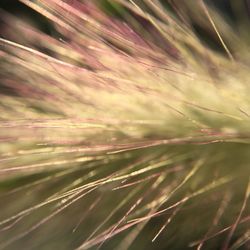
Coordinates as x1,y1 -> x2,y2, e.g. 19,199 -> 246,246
0,1 -> 249,249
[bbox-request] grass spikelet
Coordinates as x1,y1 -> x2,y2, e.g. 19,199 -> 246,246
0,0 -> 249,249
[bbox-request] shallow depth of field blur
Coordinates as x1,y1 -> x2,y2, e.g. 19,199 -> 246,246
0,1 -> 249,250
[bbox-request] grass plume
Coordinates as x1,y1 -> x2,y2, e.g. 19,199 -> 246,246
0,0 -> 249,249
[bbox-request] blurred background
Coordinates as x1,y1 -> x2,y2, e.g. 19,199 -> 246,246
1,0 -> 250,54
